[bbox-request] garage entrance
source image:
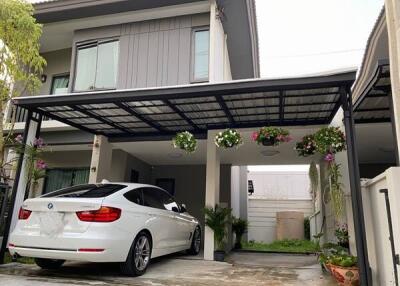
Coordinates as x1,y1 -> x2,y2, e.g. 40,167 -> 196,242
3,71 -> 372,284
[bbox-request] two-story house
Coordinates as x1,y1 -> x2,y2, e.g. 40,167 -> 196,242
5,0 -> 259,260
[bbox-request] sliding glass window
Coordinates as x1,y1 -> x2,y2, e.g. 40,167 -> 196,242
192,29 -> 209,82
74,40 -> 119,91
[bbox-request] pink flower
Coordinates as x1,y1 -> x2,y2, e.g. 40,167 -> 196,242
284,136 -> 293,142
251,131 -> 259,141
36,160 -> 47,170
324,153 -> 335,162
15,134 -> 23,143
33,138 -> 44,148
277,134 -> 284,141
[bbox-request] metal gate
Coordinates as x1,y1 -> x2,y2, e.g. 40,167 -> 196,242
0,183 -> 11,249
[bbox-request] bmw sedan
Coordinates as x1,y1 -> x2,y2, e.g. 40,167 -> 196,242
9,183 -> 201,276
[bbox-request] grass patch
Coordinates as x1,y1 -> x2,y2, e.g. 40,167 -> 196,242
242,239 -> 320,254
3,252 -> 35,264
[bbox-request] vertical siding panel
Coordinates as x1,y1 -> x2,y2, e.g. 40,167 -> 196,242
156,31 -> 164,86
117,35 -> 130,89
161,31 -> 169,86
130,34 -> 140,88
179,15 -> 192,28
177,28 -> 191,85
125,35 -> 134,89
167,29 -> 179,86
147,32 -> 159,87
136,33 -> 149,88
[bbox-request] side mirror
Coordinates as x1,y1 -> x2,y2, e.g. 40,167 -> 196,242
180,204 -> 187,213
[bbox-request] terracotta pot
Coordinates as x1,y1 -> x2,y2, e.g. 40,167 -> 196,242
262,137 -> 277,146
328,264 -> 359,286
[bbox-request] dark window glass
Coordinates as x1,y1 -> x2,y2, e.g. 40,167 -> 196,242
124,189 -> 143,205
142,187 -> 179,211
42,184 -> 125,198
155,178 -> 175,196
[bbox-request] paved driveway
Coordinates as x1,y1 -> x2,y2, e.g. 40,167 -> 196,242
0,252 -> 335,286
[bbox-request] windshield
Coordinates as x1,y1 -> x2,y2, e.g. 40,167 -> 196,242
41,184 -> 126,198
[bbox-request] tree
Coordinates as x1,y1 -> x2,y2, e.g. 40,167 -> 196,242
0,0 -> 46,182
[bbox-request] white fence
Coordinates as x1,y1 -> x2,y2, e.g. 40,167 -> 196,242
359,167 -> 400,286
248,198 -> 313,243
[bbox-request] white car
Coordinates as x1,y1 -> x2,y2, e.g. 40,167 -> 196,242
9,183 -> 201,276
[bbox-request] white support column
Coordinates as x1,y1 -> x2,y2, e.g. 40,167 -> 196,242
89,135 -> 112,183
385,0 -> 400,157
208,0 -> 225,83
9,119 -> 39,233
204,130 -> 220,261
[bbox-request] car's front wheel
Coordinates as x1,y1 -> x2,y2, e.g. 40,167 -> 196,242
187,226 -> 201,255
120,231 -> 152,276
34,258 -> 65,270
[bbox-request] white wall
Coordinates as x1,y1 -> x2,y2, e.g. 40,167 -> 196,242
248,170 -> 311,200
248,198 -> 313,243
361,167 -> 400,285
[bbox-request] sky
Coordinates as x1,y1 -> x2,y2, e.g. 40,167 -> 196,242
255,0 -> 384,78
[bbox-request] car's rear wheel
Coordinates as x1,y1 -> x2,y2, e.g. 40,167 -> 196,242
34,258 -> 65,270
120,231 -> 152,276
187,226 -> 201,255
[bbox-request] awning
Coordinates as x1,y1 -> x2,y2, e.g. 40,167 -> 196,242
353,60 -> 391,124
13,71 -> 356,141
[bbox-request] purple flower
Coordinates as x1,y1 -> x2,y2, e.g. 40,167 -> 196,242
33,138 -> 44,148
324,153 -> 335,162
36,159 -> 47,170
15,134 -> 23,143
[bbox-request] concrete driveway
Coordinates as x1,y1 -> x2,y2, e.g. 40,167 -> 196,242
0,252 -> 335,286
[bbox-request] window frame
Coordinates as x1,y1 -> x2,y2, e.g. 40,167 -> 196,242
72,38 -> 120,92
190,27 -> 210,83
49,73 -> 70,95
141,187 -> 180,212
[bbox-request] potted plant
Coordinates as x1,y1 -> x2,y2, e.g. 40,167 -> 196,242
232,217 -> 248,249
252,127 -> 291,146
204,205 -> 232,261
172,131 -> 197,153
295,134 -> 316,157
326,253 -> 359,286
214,129 -> 242,149
314,126 -> 346,155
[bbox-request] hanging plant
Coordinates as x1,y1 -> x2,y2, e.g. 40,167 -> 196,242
295,134 -> 316,157
252,127 -> 292,146
215,129 -> 243,149
172,131 -> 197,153
314,127 -> 346,155
328,162 -> 345,219
309,161 -> 319,200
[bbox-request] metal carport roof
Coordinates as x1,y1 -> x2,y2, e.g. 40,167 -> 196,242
13,71 -> 356,141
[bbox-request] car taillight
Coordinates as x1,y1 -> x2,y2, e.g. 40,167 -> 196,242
18,207 -> 31,220
76,206 -> 121,222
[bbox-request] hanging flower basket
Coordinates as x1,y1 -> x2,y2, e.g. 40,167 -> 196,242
295,134 -> 316,157
172,131 -> 197,153
314,127 -> 346,155
252,127 -> 291,146
215,129 -> 243,149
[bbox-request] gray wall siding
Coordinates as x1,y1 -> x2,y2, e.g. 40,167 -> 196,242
72,13 -> 209,90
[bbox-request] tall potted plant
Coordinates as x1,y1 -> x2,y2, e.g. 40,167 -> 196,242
232,217 -> 248,249
204,205 -> 232,261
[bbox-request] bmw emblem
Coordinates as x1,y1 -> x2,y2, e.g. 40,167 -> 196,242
47,203 -> 54,210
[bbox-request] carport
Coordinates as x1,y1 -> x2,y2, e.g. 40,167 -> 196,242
2,71 -> 372,285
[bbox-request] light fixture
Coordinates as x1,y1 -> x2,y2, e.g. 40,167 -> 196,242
40,74 -> 47,83
260,150 -> 280,157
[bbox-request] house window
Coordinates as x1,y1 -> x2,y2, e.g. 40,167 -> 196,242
50,74 -> 69,94
192,29 -> 209,82
43,168 -> 90,194
74,40 -> 119,91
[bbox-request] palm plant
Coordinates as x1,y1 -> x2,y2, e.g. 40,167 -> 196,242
204,205 -> 232,251
232,217 -> 248,249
